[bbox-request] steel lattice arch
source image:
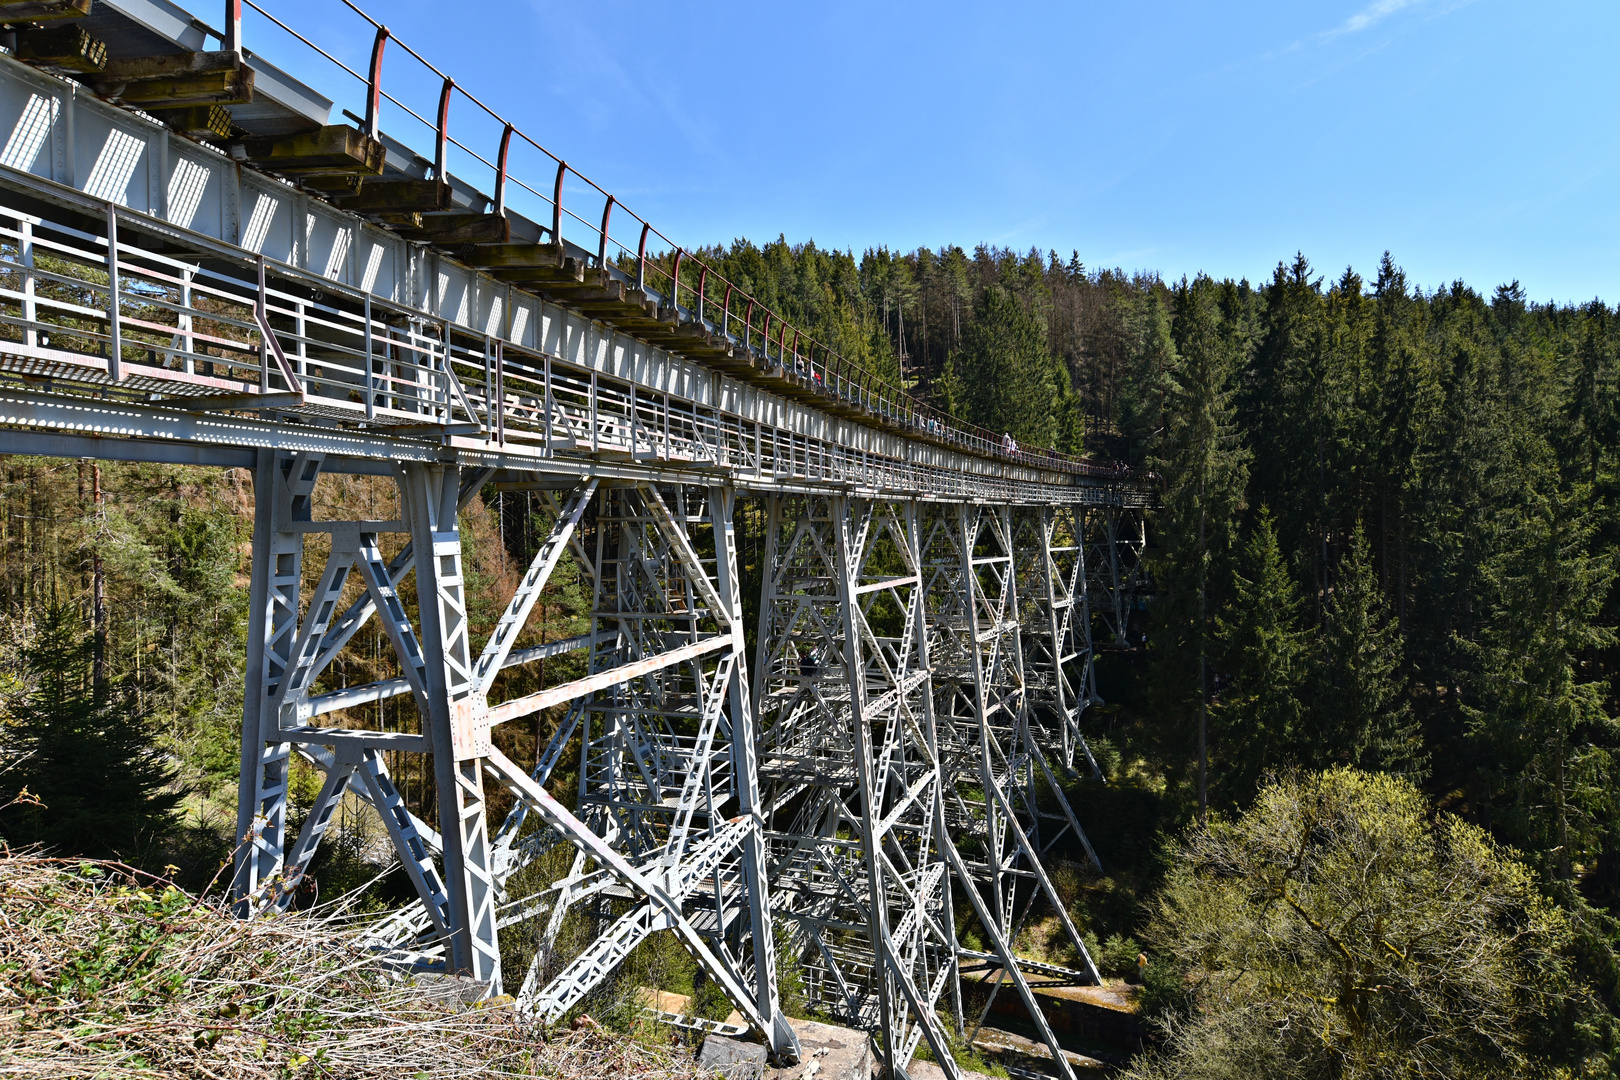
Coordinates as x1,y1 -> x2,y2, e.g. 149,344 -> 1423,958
0,3 -> 1153,1076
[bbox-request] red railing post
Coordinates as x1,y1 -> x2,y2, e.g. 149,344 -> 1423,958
551,160 -> 566,246
365,26 -> 389,139
597,196 -> 614,269
224,0 -> 241,52
434,77 -> 453,181
636,223 -> 651,293
493,123 -> 514,217
697,267 -> 707,324
722,283 -> 733,337
670,248 -> 684,311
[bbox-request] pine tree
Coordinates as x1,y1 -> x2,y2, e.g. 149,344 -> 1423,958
0,605 -> 179,859
1310,523 -> 1423,776
1210,509 -> 1311,810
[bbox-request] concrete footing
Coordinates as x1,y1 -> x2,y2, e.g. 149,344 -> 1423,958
699,1017 -> 873,1080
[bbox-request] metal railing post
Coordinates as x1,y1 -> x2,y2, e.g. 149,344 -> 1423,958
636,223 -> 650,294
20,218 -> 34,348
484,333 -> 494,437
494,124 -> 514,218
179,264 -> 194,373
224,0 -> 241,53
550,160 -> 566,246
294,299 -> 307,381
434,77 -> 453,181
105,204 -> 122,382
542,351 -> 552,455
365,26 -> 389,139
441,318 -> 453,423
255,256 -> 269,391
494,337 -> 505,444
363,293 -> 375,420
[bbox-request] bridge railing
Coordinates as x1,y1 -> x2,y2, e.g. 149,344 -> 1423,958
0,192 -> 1144,505
223,0 -> 1125,480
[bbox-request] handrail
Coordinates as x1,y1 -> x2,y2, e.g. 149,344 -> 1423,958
232,0 -> 1114,474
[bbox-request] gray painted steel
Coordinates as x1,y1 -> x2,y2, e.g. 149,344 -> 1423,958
0,16 -> 1153,1078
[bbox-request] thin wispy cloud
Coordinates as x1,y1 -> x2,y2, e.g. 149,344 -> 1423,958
1230,0 -> 1472,83
1321,0 -> 1478,41
1334,0 -> 1424,36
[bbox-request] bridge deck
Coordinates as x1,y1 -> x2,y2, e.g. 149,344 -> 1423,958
0,0 -> 1149,506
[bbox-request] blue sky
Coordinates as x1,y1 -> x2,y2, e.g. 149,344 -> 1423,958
240,0 -> 1620,303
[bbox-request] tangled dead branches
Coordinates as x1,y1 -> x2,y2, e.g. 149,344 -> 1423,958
0,853 -> 710,1078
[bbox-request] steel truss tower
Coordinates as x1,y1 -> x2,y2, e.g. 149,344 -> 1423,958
234,461 -> 1136,1079
754,495 -> 961,1071
235,461 -> 799,1061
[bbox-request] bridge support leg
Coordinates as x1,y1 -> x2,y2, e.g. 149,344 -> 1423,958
1090,506 -> 1146,649
233,450 -> 320,913
757,495 -> 960,1078
398,461 -> 502,989
1014,507 -> 1104,862
711,487 -> 800,1060
231,454 -> 501,989
924,501 -> 1094,1080
490,482 -> 797,1064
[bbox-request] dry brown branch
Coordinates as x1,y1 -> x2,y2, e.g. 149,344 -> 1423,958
0,853 -> 715,1079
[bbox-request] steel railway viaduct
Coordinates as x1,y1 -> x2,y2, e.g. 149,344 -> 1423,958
0,2 -> 1153,1076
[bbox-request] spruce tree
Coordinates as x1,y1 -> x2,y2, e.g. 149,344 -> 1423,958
0,605 -> 179,859
945,283 -> 1059,447
1367,254 -> 1439,628
1310,523 -> 1423,776
1244,255 -> 1328,563
1210,509 -> 1311,809
1114,291 -> 1178,464
1147,275 -> 1250,821
1562,301 -> 1619,488
1465,466 -> 1617,881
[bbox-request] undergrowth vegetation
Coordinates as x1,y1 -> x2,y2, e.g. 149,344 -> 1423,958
0,852 -> 708,1078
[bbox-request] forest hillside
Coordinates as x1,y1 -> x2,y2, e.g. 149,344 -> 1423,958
4,238 -> 1620,1076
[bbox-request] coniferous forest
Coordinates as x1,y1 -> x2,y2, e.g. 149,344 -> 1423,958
5,238 -> 1620,1075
